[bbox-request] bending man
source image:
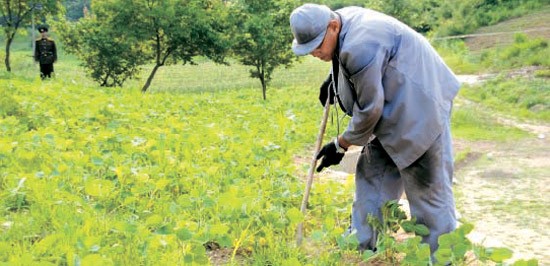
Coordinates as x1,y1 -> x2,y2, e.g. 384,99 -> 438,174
289,4 -> 460,255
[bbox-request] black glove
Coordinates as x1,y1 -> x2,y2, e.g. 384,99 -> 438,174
318,74 -> 335,107
316,141 -> 345,172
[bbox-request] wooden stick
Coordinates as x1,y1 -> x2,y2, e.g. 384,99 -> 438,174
296,97 -> 331,245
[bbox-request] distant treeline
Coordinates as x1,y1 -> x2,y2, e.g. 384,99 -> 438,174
62,0 -> 547,36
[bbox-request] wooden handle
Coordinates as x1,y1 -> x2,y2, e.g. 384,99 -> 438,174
296,97 -> 331,245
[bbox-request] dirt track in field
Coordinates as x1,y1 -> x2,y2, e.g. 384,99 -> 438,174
451,92 -> 549,264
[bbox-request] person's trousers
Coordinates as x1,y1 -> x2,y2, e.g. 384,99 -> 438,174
352,120 -> 456,255
40,64 -> 54,79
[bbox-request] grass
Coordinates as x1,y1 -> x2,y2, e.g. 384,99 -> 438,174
1,46 -> 330,97
433,4 -> 550,75
451,100 -> 530,141
459,77 -> 550,122
129,56 -> 330,94
464,5 -> 550,52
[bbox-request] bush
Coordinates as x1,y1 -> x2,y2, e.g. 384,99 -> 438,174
483,34 -> 550,70
433,0 -> 546,37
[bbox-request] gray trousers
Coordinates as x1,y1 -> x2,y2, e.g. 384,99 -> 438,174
352,120 -> 456,254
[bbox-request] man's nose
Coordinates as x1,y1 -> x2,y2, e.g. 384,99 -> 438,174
310,50 -> 320,58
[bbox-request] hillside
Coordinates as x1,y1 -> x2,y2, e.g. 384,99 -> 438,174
465,5 -> 550,52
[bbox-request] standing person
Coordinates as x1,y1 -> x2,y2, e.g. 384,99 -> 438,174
289,4 -> 460,257
34,25 -> 57,79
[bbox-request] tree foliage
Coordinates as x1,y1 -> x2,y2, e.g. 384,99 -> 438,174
431,0 -> 547,37
59,0 -> 231,91
232,0 -> 297,100
57,2 -> 147,87
63,0 -> 90,21
0,0 -> 61,71
116,0 -> 231,92
54,0 -> 547,91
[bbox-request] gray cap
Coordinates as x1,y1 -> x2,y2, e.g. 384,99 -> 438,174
290,4 -> 332,56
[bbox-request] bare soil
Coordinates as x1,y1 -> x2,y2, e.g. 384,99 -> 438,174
451,96 -> 550,264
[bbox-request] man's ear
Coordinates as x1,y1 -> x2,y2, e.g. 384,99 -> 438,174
327,19 -> 340,34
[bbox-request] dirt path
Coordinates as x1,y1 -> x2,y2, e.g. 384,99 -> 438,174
453,136 -> 549,263
451,82 -> 550,263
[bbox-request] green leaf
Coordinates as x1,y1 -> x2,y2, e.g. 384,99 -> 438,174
286,208 -> 304,224
176,228 -> 193,241
487,247 -> 513,262
189,244 -> 208,264
512,259 -> 539,266
217,235 -> 232,248
414,224 -> 430,236
401,220 -> 416,233
81,254 -> 113,266
91,157 -> 104,166
418,244 -> 431,261
362,250 -> 376,260
145,215 -> 163,227
438,233 -> 453,247
457,222 -> 474,235
210,223 -> 230,235
434,248 -> 452,264
282,258 -> 301,266
311,230 -> 324,242
84,179 -> 114,198
454,242 -> 470,258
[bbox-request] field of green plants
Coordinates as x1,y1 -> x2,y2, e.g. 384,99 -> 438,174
2,76 -> 538,266
1,65 -> 544,266
1,75 -> 345,264
1,10 -> 549,266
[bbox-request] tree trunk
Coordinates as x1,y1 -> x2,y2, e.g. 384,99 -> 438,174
258,64 -> 266,100
261,74 -> 266,100
5,37 -> 13,72
141,64 -> 161,93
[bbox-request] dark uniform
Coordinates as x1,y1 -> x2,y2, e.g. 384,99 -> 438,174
34,25 -> 57,79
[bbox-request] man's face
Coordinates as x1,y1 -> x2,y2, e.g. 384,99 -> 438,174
40,31 -> 47,37
309,20 -> 339,62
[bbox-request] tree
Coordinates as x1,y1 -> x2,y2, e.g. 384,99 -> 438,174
0,0 -> 61,72
232,0 -> 297,100
117,0 -> 231,92
59,0 -> 231,90
57,2 -> 147,87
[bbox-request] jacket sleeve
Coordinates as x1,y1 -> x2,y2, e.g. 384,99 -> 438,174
34,41 -> 39,62
53,41 -> 57,62
341,43 -> 388,146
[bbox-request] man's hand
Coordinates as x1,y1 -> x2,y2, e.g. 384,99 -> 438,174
318,74 -> 335,107
316,141 -> 345,172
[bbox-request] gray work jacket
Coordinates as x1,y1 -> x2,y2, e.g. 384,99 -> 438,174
333,7 -> 460,170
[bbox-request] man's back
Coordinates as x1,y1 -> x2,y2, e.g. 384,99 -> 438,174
335,6 -> 460,169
